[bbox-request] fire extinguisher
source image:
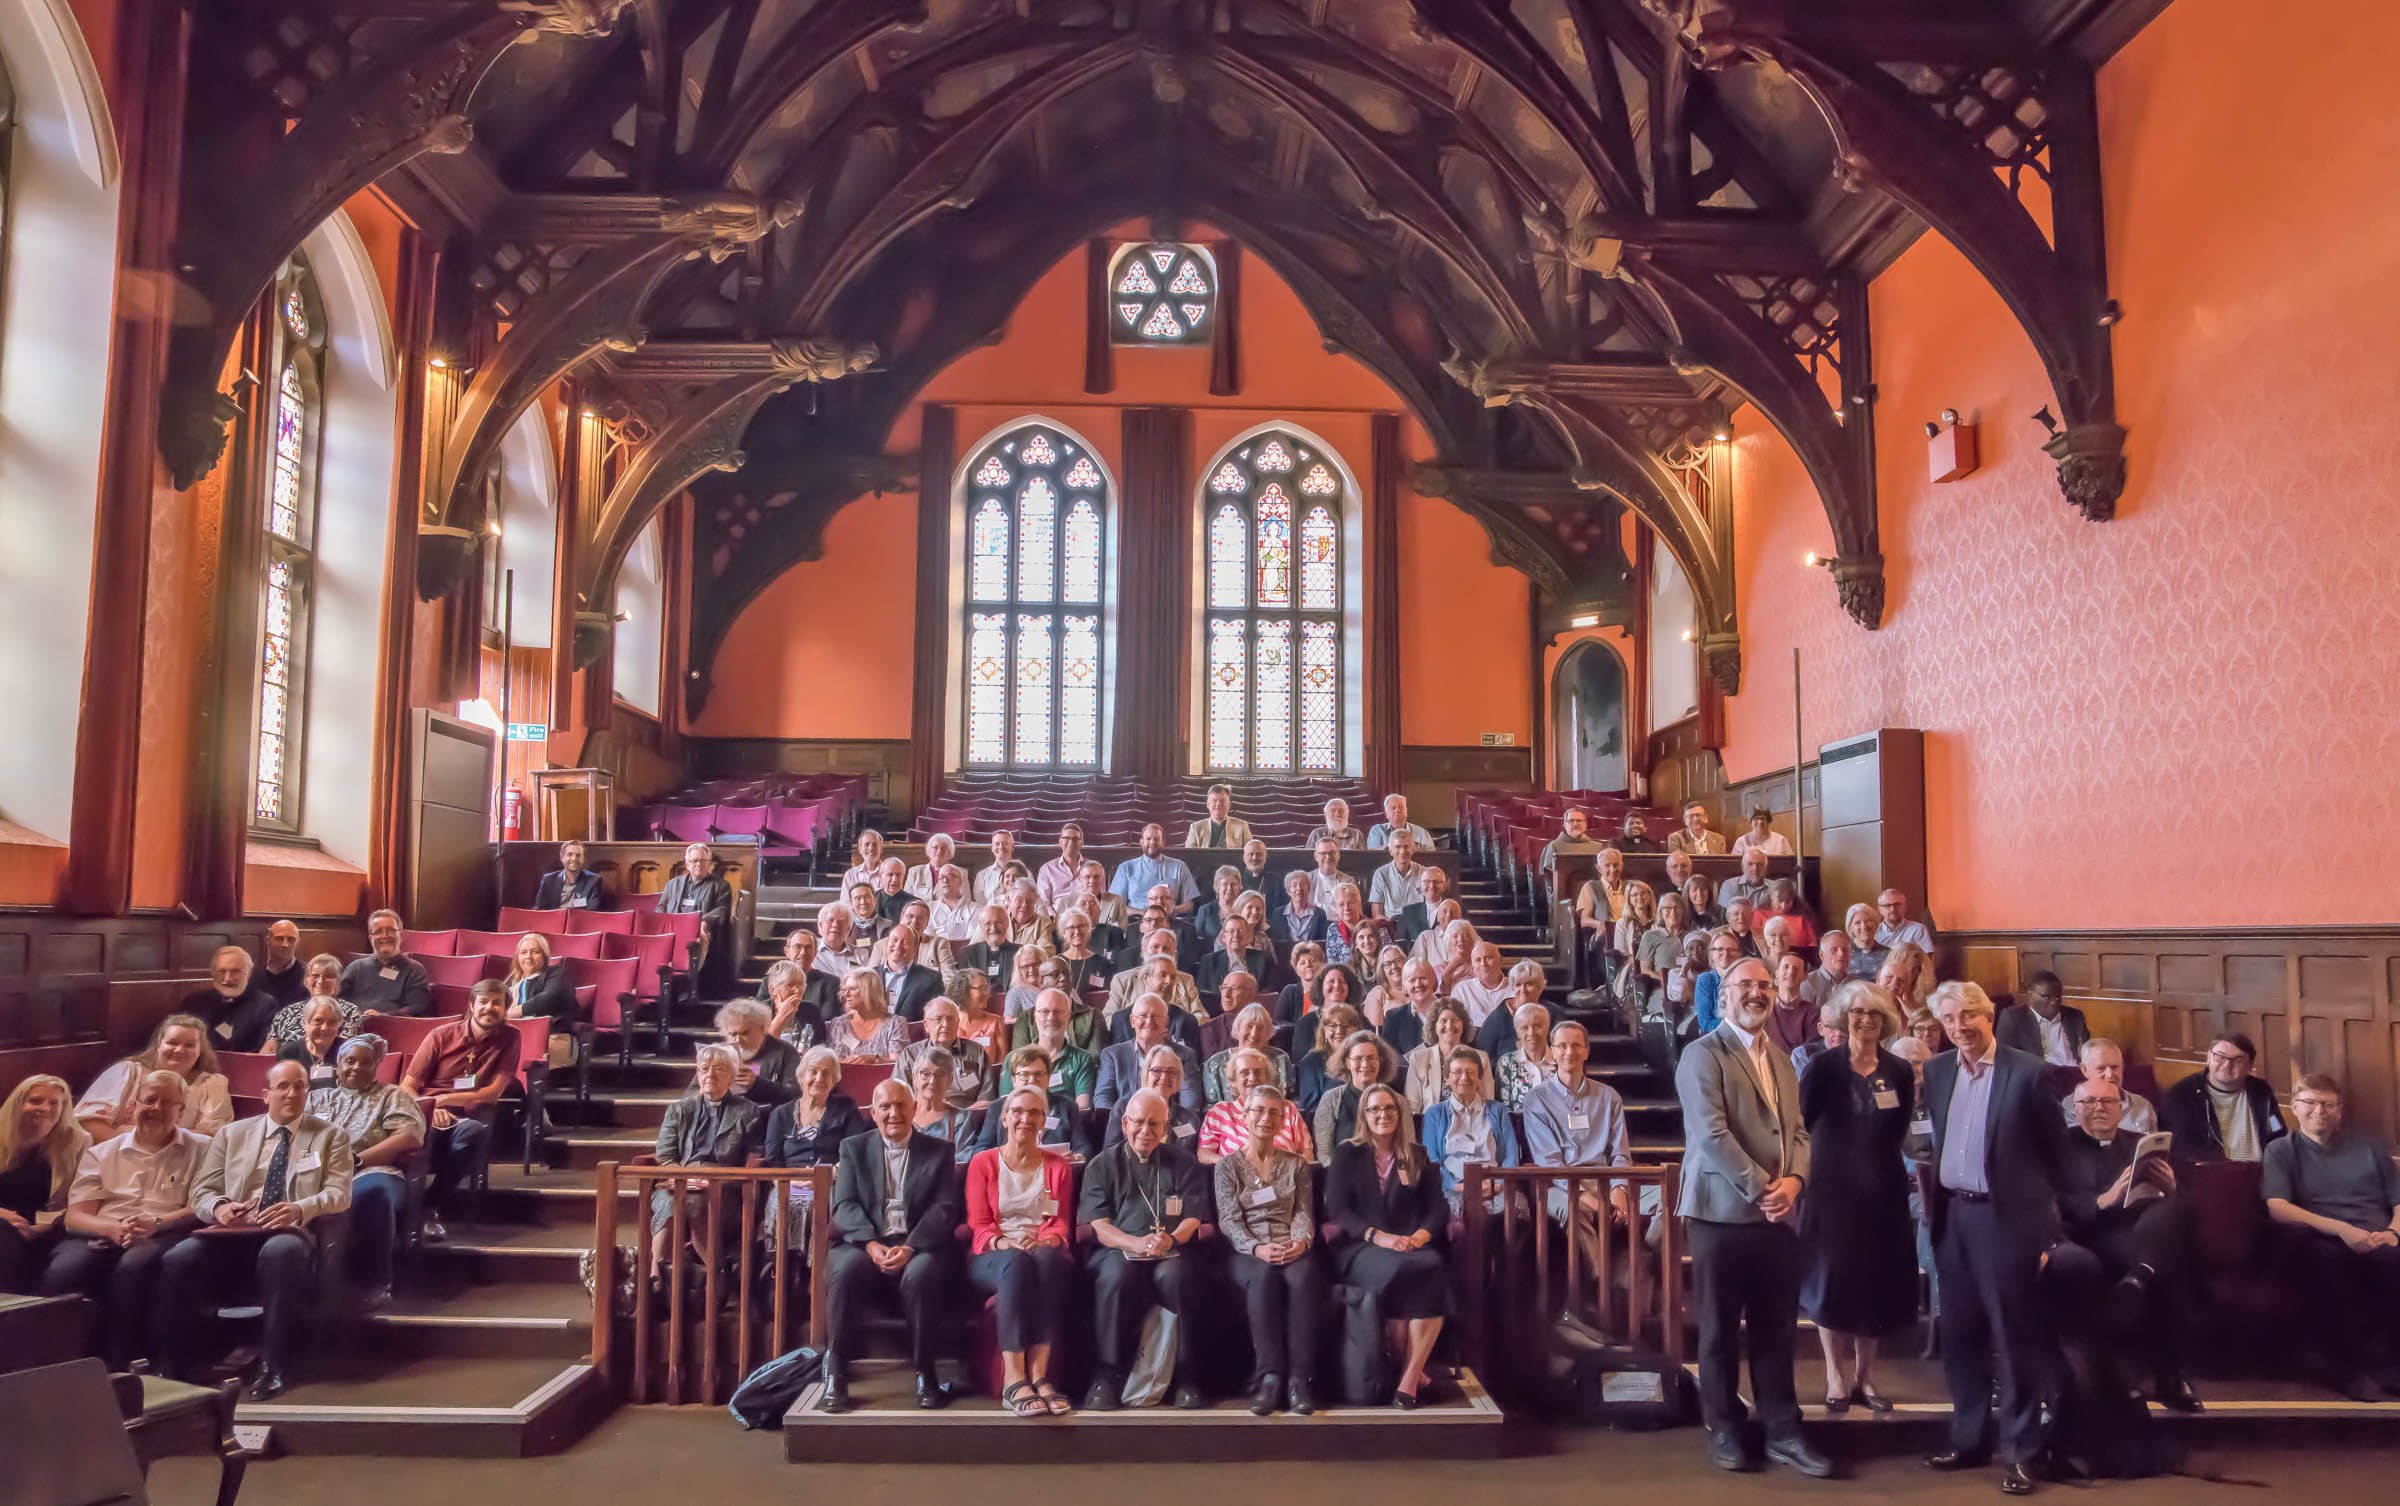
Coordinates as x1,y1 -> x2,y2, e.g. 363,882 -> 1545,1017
502,781 -> 525,842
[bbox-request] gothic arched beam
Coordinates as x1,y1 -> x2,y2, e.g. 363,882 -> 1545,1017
1478,386 -> 1742,691
429,194 -> 793,533
1218,30 -> 1550,209
684,0 -> 937,182
1412,0 -> 1646,211
1618,252 -> 1884,627
513,0 -> 741,182
1690,19 -> 2125,518
161,3 -> 631,487
780,37 -> 1148,330
1200,48 -> 1544,350
580,369 -> 806,608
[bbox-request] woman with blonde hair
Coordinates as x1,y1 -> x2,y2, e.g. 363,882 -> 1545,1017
74,1015 -> 232,1141
0,1075 -> 86,1290
1878,941 -> 1933,1012
1327,1082 -> 1449,1406
825,968 -> 906,1062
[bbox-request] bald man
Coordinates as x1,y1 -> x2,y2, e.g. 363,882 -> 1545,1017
822,1079 -> 964,1413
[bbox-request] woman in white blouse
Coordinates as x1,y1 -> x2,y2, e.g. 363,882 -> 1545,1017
927,864 -> 979,943
74,1015 -> 232,1143
905,833 -> 958,900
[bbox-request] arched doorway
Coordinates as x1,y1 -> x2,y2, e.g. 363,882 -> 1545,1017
1551,641 -> 1626,793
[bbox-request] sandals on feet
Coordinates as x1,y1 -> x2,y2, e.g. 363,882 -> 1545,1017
1003,1380 -> 1046,1418
1035,1379 -> 1073,1416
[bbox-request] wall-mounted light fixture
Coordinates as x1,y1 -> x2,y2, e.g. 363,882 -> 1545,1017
1929,407 -> 1979,483
1568,613 -> 1600,629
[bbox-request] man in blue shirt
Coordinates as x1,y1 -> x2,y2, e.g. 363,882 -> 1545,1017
1108,824 -> 1198,914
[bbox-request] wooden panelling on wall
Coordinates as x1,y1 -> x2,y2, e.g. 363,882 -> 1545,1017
1643,716 -> 1720,816
684,738 -> 912,817
1945,927 -> 2400,1141
1399,745 -> 1534,829
1718,759 -> 1822,856
0,914 -> 365,1096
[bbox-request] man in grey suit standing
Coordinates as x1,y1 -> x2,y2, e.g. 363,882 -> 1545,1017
1676,957 -> 1833,1477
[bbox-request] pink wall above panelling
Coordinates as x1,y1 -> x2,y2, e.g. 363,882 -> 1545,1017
1719,0 -> 2400,931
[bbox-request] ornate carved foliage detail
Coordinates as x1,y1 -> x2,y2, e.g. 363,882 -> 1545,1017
1701,633 -> 1743,697
2044,423 -> 2129,523
1830,554 -> 1886,630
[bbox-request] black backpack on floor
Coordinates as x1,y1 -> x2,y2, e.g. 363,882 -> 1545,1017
1526,1313 -> 1694,1430
728,1346 -> 824,1430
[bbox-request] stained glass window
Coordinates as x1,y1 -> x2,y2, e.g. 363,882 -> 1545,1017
1109,242 -> 1216,346
1200,430 -> 1347,774
252,256 -> 324,832
958,423 -> 1110,768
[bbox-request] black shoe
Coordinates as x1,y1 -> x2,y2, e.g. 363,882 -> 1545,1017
1854,1385 -> 1895,1416
2109,1267 -> 2155,1329
1171,1381 -> 1207,1410
816,1375 -> 849,1414
1287,1378 -> 1317,1416
1821,1393 -> 1851,1415
1393,1382 -> 1423,1410
246,1368 -> 287,1402
1766,1432 -> 1835,1478
1249,1373 -> 1283,1416
1084,1372 -> 1123,1412
1999,1462 -> 2037,1495
1708,1427 -> 1757,1472
2337,1374 -> 2386,1403
2153,1375 -> 2202,1414
1924,1449 -> 1990,1472
915,1372 -> 949,1410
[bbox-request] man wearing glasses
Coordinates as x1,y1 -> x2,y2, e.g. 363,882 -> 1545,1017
2263,1076 -> 2400,1400
2158,1032 -> 2287,1163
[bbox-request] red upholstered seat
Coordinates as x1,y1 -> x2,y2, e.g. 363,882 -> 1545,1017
400,928 -> 458,957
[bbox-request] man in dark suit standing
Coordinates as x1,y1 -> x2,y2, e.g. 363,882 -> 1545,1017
877,926 -> 945,1021
1674,957 -> 1832,1478
821,1078 -> 963,1413
1994,971 -> 2088,1069
533,840 -> 608,910
1923,980 -> 2065,1495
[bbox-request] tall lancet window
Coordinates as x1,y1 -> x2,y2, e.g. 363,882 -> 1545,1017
1202,430 -> 1344,773
253,257 -> 326,832
962,422 -> 1110,768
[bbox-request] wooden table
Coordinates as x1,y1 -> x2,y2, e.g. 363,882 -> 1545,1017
532,767 -> 616,842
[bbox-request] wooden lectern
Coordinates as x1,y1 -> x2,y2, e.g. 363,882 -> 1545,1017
532,767 -> 616,842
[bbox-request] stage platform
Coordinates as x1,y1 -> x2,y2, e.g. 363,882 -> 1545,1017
784,1361 -> 1509,1465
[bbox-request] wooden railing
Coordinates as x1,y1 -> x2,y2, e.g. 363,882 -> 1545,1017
1458,1163 -> 1685,1385
590,1163 -> 833,1406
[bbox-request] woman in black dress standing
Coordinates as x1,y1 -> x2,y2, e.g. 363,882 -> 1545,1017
1798,979 -> 1914,1412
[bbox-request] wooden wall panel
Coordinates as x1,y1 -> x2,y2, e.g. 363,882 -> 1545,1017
1946,927 -> 2400,1140
0,914 -> 363,1096
1399,745 -> 1534,830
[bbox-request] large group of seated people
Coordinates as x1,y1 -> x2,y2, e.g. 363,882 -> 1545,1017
0,911 -> 542,1399
6,787 -> 2394,1461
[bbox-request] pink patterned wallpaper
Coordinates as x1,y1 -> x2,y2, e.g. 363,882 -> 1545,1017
1720,0 -> 2400,931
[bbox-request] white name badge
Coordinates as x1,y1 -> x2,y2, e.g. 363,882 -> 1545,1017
309,1068 -> 335,1084
1568,1114 -> 1590,1131
379,967 -> 400,981
1039,1195 -> 1059,1215
1165,1196 -> 1184,1216
452,1075 -> 479,1090
1174,1123 -> 1196,1138
1910,1115 -> 1933,1135
214,1022 -> 232,1039
293,1155 -> 321,1174
1874,1088 -> 1901,1111
1244,1185 -> 1277,1208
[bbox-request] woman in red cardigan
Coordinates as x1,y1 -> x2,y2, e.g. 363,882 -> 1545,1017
966,1087 -> 1078,1417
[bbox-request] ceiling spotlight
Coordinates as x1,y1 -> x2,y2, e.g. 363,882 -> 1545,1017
1940,408 -> 1960,427
2097,298 -> 2122,327
1922,421 -> 1940,439
1710,419 -> 1733,442
487,519 -> 503,538
1679,628 -> 1695,643
428,354 -> 448,371
613,609 -> 632,623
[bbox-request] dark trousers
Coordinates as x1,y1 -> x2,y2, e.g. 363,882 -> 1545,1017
1937,1198 -> 2047,1462
2282,1230 -> 2400,1377
349,1172 -> 407,1289
425,1116 -> 493,1214
0,1219 -> 59,1293
2045,1198 -> 2192,1378
156,1229 -> 319,1374
1228,1247 -> 1325,1382
968,1245 -> 1075,1355
824,1242 -> 958,1374
41,1234 -> 185,1368
1687,1217 -> 1802,1436
1087,1246 -> 1206,1373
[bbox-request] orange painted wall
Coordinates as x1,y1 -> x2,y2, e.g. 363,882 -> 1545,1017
694,224 -> 1531,749
1400,494 -> 1532,745
1720,0 -> 2400,931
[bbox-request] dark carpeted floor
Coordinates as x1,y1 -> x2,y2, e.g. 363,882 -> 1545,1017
151,1408 -> 2400,1505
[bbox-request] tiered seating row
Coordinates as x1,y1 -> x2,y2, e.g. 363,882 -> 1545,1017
625,773 -> 868,865
915,774 -> 1383,845
1455,788 -> 1676,907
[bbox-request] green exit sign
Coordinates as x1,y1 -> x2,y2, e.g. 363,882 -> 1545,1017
506,723 -> 548,742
